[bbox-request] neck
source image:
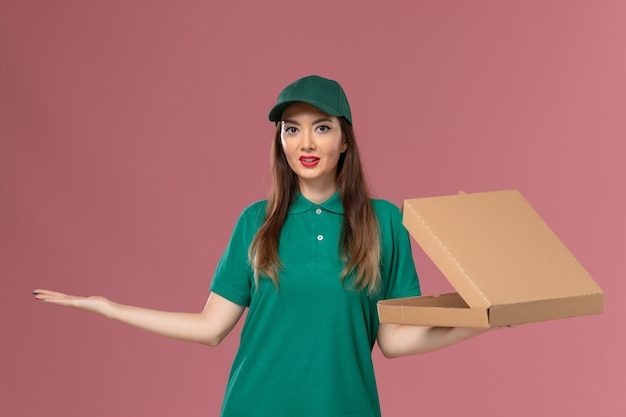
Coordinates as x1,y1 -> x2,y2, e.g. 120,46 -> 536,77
298,180 -> 338,204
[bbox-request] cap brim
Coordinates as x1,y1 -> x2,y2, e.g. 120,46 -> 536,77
268,99 -> 344,123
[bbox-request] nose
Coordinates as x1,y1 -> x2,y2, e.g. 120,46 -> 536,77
300,130 -> 316,150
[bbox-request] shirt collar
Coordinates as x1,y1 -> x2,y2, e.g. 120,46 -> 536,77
290,191 -> 344,214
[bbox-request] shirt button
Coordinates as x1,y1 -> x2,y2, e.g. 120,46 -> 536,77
315,208 -> 322,215
317,235 -> 324,241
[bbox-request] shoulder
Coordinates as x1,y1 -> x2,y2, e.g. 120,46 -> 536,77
370,198 -> 402,221
370,199 -> 407,242
241,199 -> 267,217
232,200 -> 267,233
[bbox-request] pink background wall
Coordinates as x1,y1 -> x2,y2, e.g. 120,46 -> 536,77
2,1 -> 624,416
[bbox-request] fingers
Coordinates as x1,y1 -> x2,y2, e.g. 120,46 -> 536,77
33,290 -> 110,315
33,289 -> 68,299
494,324 -> 515,330
32,289 -> 78,307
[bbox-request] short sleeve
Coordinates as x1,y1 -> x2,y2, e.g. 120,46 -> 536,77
374,200 -> 421,300
209,201 -> 266,307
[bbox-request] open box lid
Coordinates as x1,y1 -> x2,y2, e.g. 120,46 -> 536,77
401,190 -> 603,310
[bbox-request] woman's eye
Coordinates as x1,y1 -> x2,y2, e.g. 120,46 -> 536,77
316,125 -> 330,133
284,126 -> 298,134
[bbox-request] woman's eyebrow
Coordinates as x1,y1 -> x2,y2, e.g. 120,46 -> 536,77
312,118 -> 334,124
282,117 -> 335,125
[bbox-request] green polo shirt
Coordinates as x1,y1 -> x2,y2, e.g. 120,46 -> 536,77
210,192 -> 420,417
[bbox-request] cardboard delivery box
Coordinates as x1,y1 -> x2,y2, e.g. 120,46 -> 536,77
377,190 -> 604,328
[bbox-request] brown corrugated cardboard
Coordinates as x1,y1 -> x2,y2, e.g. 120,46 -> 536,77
377,190 -> 604,328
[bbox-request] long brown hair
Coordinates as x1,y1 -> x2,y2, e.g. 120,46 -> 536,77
249,118 -> 381,295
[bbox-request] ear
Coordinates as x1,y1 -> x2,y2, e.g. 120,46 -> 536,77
341,140 -> 348,153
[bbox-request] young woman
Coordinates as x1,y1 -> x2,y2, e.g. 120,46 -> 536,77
34,75 -> 490,417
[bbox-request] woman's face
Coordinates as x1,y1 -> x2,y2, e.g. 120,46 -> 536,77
280,102 -> 347,195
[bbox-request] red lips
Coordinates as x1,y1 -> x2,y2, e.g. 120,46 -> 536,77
299,155 -> 320,167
